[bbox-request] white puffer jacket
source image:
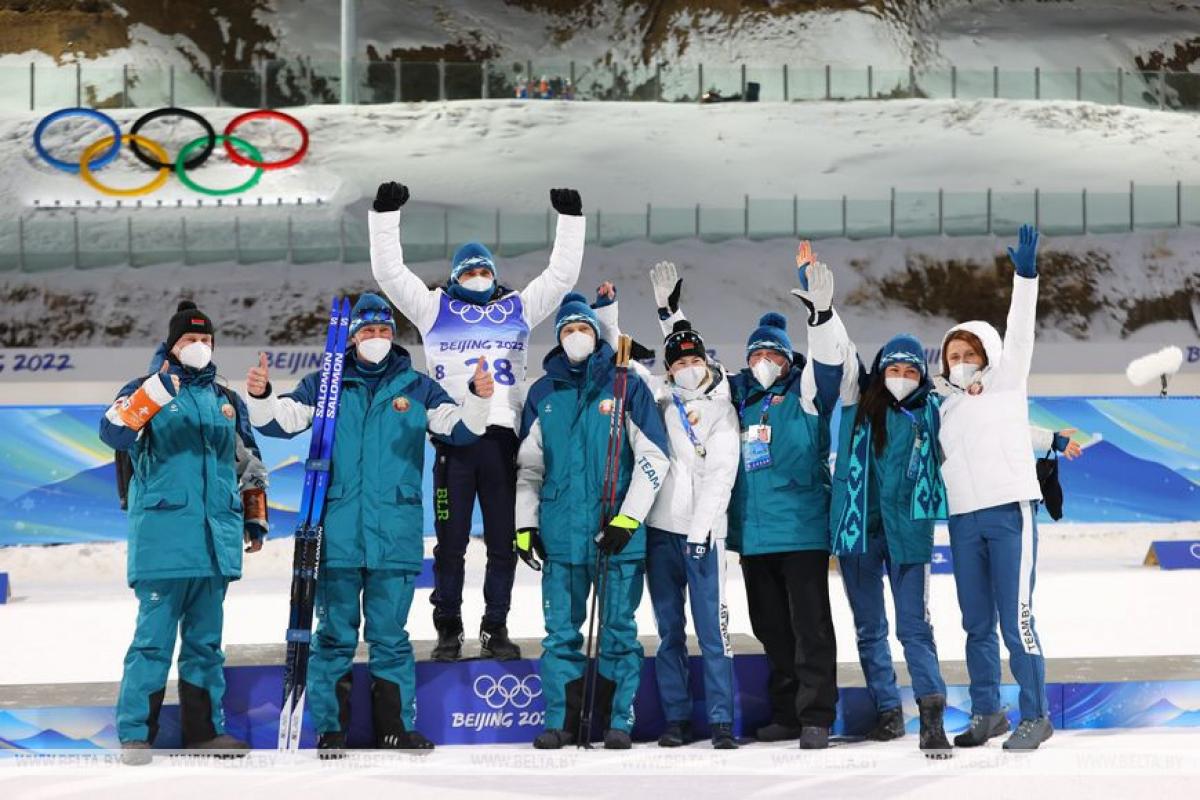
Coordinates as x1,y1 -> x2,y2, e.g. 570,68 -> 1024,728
937,274 -> 1043,515
632,361 -> 741,544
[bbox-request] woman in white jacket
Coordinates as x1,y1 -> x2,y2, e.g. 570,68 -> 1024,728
595,271 -> 742,750
937,224 -> 1052,751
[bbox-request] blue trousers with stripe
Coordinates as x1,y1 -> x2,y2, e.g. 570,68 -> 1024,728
839,529 -> 946,713
949,501 -> 1047,721
645,528 -> 735,725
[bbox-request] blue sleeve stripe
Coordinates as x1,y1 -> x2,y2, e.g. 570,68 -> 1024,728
625,375 -> 669,456
812,361 -> 843,415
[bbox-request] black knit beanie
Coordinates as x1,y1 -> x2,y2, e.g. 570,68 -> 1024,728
664,319 -> 706,369
166,300 -> 214,352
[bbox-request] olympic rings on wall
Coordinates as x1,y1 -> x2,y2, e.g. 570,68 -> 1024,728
32,106 -> 309,197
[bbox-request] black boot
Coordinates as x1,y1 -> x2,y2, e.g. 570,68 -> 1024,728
533,729 -> 575,750
866,707 -> 906,741
178,680 -> 248,757
917,694 -> 953,759
798,726 -> 829,750
953,709 -> 1009,748
431,617 -> 464,662
603,729 -> 632,750
658,720 -> 692,747
318,731 -> 347,760
371,677 -> 434,751
710,723 -> 738,750
755,721 -> 802,742
479,621 -> 522,661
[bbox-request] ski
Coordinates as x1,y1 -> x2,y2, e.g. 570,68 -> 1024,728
578,334 -> 633,748
278,296 -> 351,751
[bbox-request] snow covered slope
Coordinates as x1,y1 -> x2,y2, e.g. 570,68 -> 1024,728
10,98 -> 1200,213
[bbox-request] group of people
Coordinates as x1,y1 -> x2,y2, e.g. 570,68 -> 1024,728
100,181 -> 1078,763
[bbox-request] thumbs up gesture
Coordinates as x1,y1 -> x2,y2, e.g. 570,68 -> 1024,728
246,353 -> 270,399
470,358 -> 495,399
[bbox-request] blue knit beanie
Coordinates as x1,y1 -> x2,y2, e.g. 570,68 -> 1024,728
450,242 -> 496,283
878,334 -> 927,377
745,312 -> 792,360
554,292 -> 599,340
349,293 -> 396,338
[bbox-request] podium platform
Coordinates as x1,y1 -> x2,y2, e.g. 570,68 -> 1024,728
2,636 -> 1198,751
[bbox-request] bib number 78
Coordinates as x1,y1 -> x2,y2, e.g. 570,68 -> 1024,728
467,357 -> 516,386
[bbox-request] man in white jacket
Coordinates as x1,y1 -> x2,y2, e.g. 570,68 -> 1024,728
600,267 -> 742,749
937,224 -> 1053,751
369,181 -> 585,662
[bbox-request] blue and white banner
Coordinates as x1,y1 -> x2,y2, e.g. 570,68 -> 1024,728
1,397 -> 1197,545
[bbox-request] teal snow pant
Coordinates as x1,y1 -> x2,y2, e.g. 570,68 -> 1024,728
539,559 -> 645,735
117,576 -> 230,745
308,567 -> 418,734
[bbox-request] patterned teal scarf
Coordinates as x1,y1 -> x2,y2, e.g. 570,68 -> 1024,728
832,392 -> 947,556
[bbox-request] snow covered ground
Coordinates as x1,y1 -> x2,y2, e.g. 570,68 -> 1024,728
0,730 -> 1199,799
10,98 -> 1200,213
0,522 -> 1196,685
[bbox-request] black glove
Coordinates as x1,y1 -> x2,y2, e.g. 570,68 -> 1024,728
515,527 -> 546,571
629,340 -> 656,362
550,188 -> 582,216
594,515 -> 638,556
374,181 -> 410,213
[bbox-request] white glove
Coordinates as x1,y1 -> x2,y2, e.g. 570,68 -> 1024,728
790,259 -> 834,321
649,261 -> 681,314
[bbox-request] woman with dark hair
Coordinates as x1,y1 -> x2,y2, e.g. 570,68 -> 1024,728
830,333 -> 953,758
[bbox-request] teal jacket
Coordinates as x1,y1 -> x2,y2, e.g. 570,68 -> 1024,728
251,345 -> 485,572
516,342 -> 670,566
726,354 -> 842,556
99,355 -> 258,586
830,355 -> 944,566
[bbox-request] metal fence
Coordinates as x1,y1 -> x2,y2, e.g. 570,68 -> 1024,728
3,182 -> 1198,272
5,60 -> 1200,112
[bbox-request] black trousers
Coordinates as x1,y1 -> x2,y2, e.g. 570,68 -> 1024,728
741,549 -> 839,728
430,426 -> 519,628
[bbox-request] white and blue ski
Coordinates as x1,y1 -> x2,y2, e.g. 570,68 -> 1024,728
278,296 -> 351,751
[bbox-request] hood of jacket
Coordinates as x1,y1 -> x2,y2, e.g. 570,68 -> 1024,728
939,320 -> 1002,385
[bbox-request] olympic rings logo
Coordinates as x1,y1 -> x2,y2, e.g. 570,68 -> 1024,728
472,673 -> 542,710
32,106 -> 309,198
449,298 -> 517,324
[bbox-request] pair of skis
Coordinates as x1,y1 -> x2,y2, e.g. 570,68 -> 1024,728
278,297 -> 351,751
578,334 -> 633,748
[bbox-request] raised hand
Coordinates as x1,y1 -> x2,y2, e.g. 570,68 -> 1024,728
246,352 -> 270,398
594,280 -> 616,308
1007,223 -> 1039,279
649,260 -> 681,317
374,181 -> 410,213
549,188 -> 582,216
471,358 -> 495,399
791,259 -> 835,324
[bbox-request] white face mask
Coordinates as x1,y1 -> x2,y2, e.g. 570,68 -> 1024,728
356,337 -> 391,364
751,358 -> 782,389
672,364 -> 708,391
885,376 -> 919,401
562,331 -> 595,363
460,275 -> 494,293
177,341 -> 212,370
949,362 -> 980,388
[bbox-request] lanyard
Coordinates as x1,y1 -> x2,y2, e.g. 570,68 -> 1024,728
671,395 -> 706,457
738,392 -> 774,428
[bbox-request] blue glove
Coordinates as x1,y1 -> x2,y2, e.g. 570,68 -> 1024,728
1007,224 -> 1039,279
686,541 -> 708,560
